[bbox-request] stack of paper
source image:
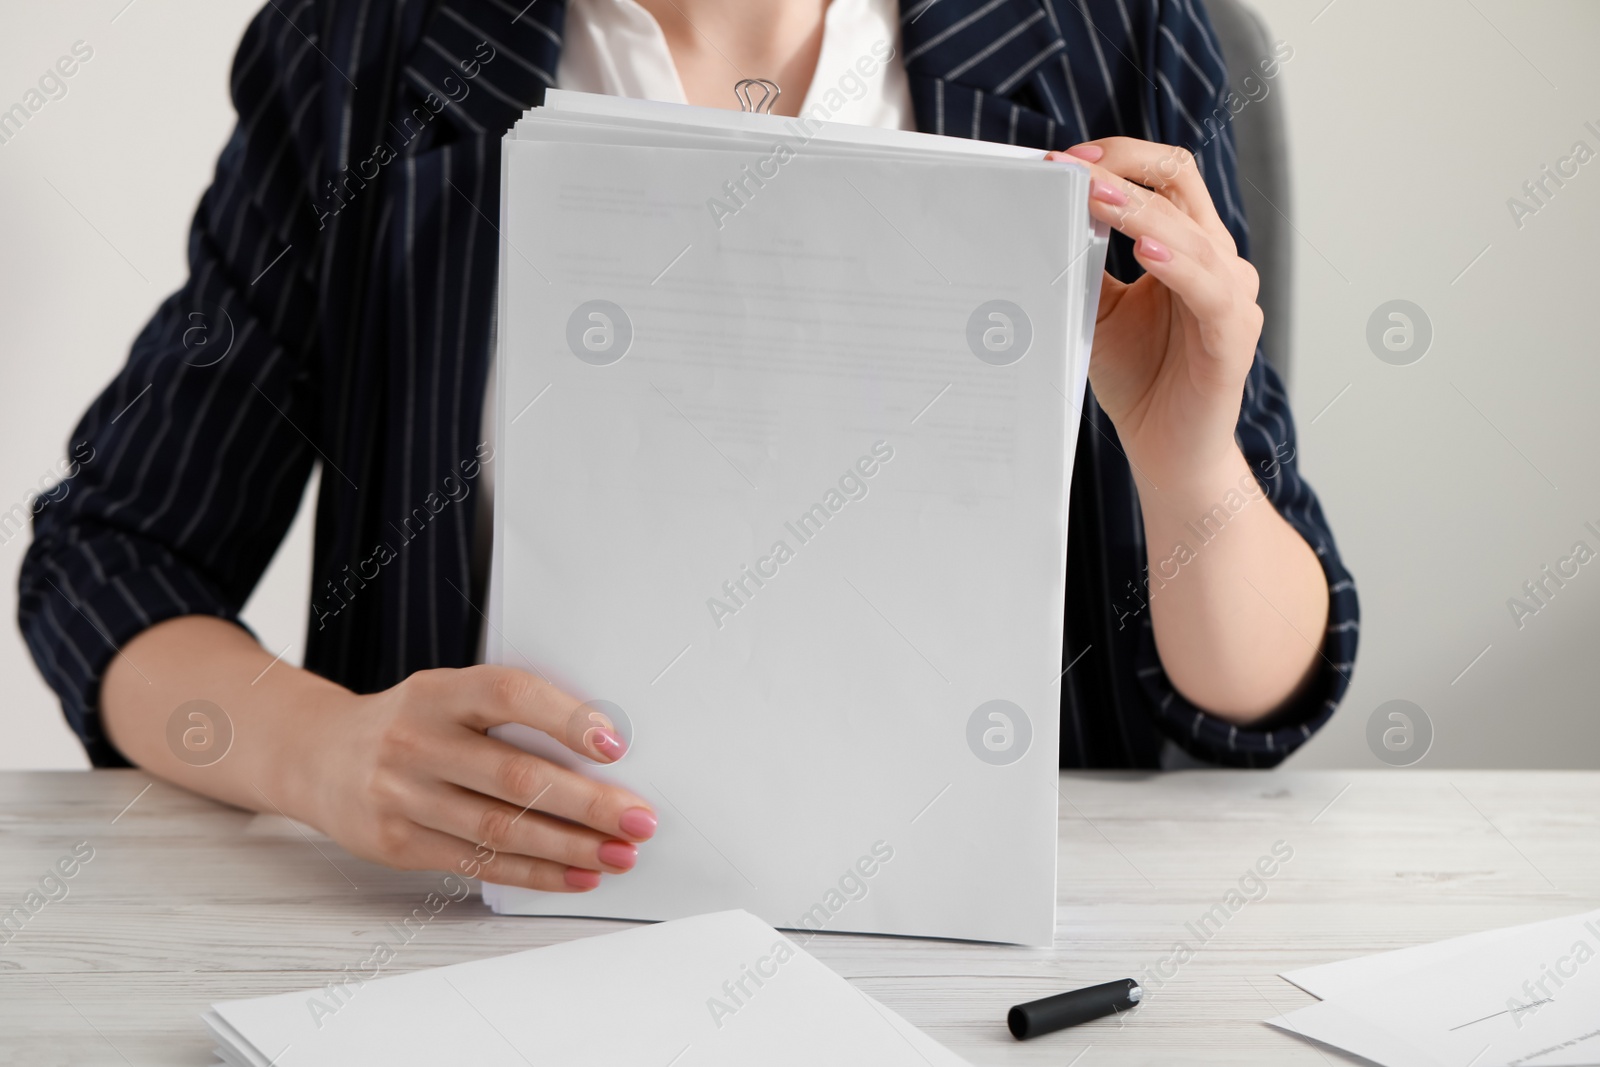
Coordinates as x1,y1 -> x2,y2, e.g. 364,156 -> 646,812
486,91 -> 1106,946
1270,908 -> 1600,1066
203,910 -> 970,1066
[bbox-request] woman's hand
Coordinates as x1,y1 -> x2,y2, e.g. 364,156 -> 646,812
1049,137 -> 1263,489
104,618 -> 656,891
302,665 -> 658,892
1041,139 -> 1330,721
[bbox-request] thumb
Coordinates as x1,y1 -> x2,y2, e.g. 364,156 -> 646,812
1094,269 -> 1128,324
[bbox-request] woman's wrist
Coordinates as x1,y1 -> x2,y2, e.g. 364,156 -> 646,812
264,671 -> 361,830
1126,437 -> 1256,527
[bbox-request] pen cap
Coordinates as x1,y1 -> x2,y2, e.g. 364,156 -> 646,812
1007,979 -> 1142,1040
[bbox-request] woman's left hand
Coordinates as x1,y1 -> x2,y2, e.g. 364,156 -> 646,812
1043,137 -> 1332,721
1048,138 -> 1263,490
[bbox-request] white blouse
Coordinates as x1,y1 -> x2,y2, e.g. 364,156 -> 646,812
557,0 -> 914,126
475,0 -> 915,658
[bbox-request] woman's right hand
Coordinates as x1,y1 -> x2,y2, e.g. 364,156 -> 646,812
300,664 -> 657,892
104,618 -> 654,891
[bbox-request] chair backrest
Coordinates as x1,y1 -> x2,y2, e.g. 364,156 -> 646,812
1203,0 -> 1293,387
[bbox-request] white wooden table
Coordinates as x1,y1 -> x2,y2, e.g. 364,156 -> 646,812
2,768 -> 1594,1065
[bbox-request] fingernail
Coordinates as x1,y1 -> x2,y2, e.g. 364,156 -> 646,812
1137,235 -> 1173,262
1090,179 -> 1128,206
586,726 -> 626,762
565,867 -> 602,889
618,807 -> 657,840
1065,143 -> 1104,162
1047,150 -> 1087,166
598,840 -> 638,871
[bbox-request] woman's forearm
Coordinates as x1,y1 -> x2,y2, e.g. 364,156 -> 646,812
101,616 -> 348,821
1133,447 -> 1329,723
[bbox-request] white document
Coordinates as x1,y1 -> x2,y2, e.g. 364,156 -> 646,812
1269,908 -> 1600,1067
484,92 -> 1103,946
202,910 -> 970,1067
1282,912 -> 1590,1001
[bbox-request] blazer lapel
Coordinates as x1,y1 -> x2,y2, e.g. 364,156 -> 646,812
899,0 -> 1087,150
401,0 -> 571,139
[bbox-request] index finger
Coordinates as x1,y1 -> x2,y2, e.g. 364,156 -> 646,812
445,664 -> 625,763
1061,136 -> 1232,246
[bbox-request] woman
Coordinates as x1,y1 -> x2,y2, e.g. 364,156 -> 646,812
19,0 -> 1357,894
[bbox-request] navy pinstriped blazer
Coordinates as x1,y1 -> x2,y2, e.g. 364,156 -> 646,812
19,0 -> 1358,769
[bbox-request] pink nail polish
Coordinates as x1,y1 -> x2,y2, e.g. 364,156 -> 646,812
618,807 -> 657,841
564,867 -> 602,889
1090,179 -> 1128,207
598,840 -> 638,871
1138,235 -> 1173,262
586,726 -> 627,762
1065,143 -> 1104,162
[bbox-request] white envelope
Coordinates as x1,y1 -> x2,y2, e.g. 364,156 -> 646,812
486,92 -> 1103,946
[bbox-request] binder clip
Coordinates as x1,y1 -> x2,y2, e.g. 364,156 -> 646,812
733,78 -> 781,114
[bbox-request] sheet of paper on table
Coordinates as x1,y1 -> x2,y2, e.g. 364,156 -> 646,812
1270,908 -> 1600,1067
483,90 -> 1105,946
202,910 -> 970,1067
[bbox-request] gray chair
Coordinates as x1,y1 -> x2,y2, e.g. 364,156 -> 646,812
1203,0 -> 1294,389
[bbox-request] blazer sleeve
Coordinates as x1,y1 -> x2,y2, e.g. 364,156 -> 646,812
1127,0 -> 1360,766
17,5 -> 325,767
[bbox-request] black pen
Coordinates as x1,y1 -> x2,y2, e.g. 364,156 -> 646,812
1008,979 -> 1143,1039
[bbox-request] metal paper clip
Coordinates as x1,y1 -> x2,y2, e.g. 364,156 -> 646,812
733,78 -> 781,114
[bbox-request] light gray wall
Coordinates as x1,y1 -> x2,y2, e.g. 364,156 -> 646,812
1241,0 -> 1600,767
2,0 -> 1596,769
